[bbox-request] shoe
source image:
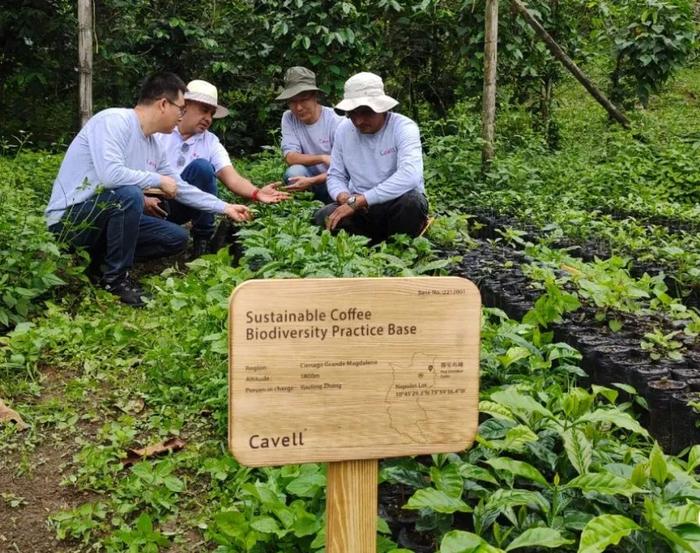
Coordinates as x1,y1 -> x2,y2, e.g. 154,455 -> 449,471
102,273 -> 150,307
190,238 -> 210,260
210,219 -> 234,253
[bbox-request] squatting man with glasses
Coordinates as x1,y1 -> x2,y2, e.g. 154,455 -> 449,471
45,72 -> 255,307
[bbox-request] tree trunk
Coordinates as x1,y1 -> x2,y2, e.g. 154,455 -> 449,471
512,0 -> 630,128
78,0 -> 93,127
482,0 -> 498,168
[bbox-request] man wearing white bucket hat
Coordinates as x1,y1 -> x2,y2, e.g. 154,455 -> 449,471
156,79 -> 289,257
275,67 -> 343,204
314,72 -> 428,243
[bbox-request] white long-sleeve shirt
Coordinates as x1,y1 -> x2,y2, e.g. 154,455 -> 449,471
281,106 -> 342,175
326,112 -> 425,206
155,127 -> 232,174
45,108 -> 225,227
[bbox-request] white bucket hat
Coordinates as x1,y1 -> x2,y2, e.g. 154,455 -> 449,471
334,72 -> 398,113
185,79 -> 229,119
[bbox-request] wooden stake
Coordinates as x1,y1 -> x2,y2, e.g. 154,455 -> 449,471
482,0 -> 499,168
326,459 -> 378,553
78,0 -> 93,127
512,0 -> 630,128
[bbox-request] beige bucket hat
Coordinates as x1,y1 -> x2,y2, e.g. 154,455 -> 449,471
185,79 -> 229,119
275,66 -> 322,101
335,72 -> 398,113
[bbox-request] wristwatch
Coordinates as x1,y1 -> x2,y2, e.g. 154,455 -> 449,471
346,195 -> 359,210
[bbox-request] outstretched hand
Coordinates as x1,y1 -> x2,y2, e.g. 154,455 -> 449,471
257,182 -> 290,203
224,203 -> 252,222
284,176 -> 316,192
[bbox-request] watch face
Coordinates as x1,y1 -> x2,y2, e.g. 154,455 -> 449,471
347,196 -> 356,206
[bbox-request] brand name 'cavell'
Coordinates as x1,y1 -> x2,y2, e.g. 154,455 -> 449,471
249,432 -> 305,449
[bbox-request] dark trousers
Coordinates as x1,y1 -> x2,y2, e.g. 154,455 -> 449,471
314,190 -> 428,244
49,186 -> 188,281
166,158 -> 217,239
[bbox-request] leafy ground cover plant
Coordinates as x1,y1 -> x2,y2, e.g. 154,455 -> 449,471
0,153 -> 81,330
3,61 -> 700,553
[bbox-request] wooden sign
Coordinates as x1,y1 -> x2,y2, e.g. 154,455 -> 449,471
228,277 -> 480,467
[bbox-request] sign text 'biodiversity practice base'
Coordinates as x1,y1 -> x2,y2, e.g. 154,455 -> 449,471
228,277 -> 480,466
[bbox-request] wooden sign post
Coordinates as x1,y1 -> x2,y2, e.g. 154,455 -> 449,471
229,277 -> 481,551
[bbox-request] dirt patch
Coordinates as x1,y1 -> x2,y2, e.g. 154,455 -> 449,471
0,367 -> 99,552
0,441 -> 86,553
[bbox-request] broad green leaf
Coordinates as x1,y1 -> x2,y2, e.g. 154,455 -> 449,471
649,442 -> 669,485
431,464 -> 464,498
485,457 -> 549,487
562,388 -> 594,419
579,409 -> 649,437
505,528 -> 573,551
484,488 -> 550,514
292,512 -> 319,537
687,445 -> 700,472
591,385 -> 618,404
630,462 -> 650,488
562,428 -> 592,475
251,515 -> 280,534
501,425 -> 539,452
286,470 -> 326,497
578,515 -> 639,553
479,400 -> 517,421
136,512 -> 153,533
490,389 -> 553,419
441,530 -> 496,553
499,346 -> 531,367
661,501 -> 700,528
674,524 -> 700,544
215,511 -> 248,538
645,497 -> 698,553
405,488 -> 473,513
459,463 -> 498,485
565,472 -> 644,498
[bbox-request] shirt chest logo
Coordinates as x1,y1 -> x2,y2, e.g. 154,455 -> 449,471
380,147 -> 397,156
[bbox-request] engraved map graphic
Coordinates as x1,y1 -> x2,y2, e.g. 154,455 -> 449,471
385,353 -> 438,442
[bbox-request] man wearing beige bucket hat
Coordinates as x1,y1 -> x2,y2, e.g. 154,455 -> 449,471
314,72 -> 428,243
275,66 -> 343,204
156,79 -> 289,257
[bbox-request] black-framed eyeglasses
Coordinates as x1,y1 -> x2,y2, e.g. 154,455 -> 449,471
166,98 -> 186,116
177,142 -> 190,168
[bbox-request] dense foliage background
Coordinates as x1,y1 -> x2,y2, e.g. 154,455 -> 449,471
1,0 -> 697,153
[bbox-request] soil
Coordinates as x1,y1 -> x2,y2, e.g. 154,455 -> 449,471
0,363 -> 91,552
0,440 -> 86,553
0,240 -> 225,552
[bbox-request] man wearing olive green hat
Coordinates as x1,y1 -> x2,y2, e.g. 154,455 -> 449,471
276,66 -> 343,204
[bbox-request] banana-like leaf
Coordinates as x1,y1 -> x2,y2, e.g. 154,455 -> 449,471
578,409 -> 649,437
404,488 -> 473,514
485,457 -> 549,487
505,528 -> 574,551
490,389 -> 553,419
565,472 -> 644,498
562,428 -> 592,475
578,515 -> 640,553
